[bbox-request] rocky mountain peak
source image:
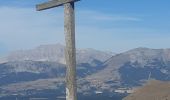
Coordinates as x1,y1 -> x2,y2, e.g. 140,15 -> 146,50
0,44 -> 114,65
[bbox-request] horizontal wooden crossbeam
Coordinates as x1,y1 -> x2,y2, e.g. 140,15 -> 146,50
36,0 -> 80,11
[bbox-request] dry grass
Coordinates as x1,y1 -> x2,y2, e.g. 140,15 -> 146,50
123,80 -> 170,100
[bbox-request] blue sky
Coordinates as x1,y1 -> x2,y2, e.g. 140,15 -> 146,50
0,0 -> 170,56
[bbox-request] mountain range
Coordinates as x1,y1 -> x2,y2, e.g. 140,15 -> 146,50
0,44 -> 170,99
0,44 -> 113,65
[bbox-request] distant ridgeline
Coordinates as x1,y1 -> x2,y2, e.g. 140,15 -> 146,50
0,44 -> 170,99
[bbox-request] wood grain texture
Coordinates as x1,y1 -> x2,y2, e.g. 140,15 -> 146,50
36,1 -> 78,100
36,0 -> 79,11
64,2 -> 77,100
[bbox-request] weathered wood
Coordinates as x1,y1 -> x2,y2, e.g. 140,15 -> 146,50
64,2 -> 77,100
36,0 -> 79,100
36,0 -> 79,11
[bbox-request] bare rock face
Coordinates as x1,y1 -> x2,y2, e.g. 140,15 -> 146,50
0,44 -> 114,65
123,80 -> 170,100
77,48 -> 113,65
86,47 -> 170,88
1,47 -> 170,98
2,44 -> 66,64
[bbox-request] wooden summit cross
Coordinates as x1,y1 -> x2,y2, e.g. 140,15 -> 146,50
36,0 -> 80,100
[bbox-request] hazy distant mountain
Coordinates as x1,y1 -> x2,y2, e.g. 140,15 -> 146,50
0,44 -> 65,64
0,60 -> 106,86
1,47 -> 170,99
0,44 -> 114,65
86,47 -> 170,88
77,48 -> 114,66
0,61 -> 65,86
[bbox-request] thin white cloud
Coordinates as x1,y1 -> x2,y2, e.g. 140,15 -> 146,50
92,15 -> 141,21
0,7 -> 142,50
0,6 -> 166,55
77,10 -> 142,22
0,7 -> 65,52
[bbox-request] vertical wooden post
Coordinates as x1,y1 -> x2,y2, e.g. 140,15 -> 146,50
36,1 -> 79,100
64,2 -> 77,100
